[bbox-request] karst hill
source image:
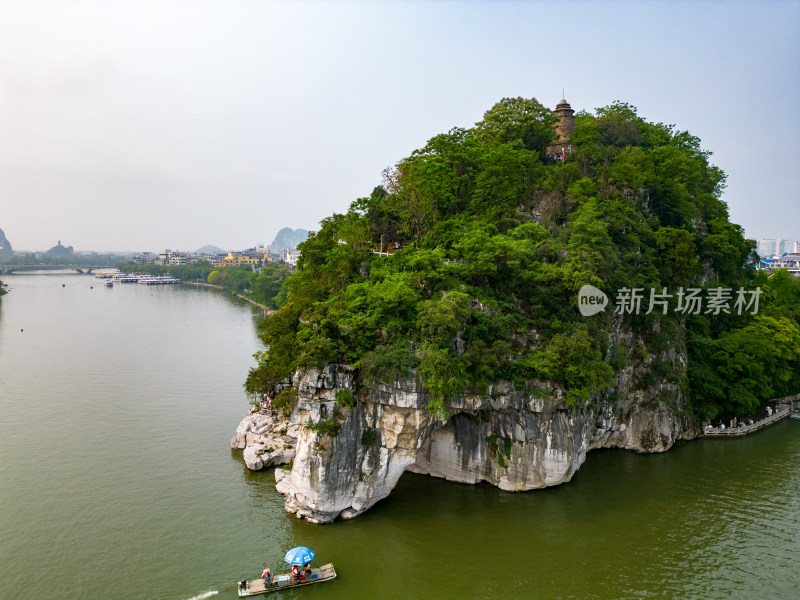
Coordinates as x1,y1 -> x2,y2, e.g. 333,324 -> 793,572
240,97 -> 800,523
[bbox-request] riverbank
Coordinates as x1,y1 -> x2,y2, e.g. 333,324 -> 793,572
234,365 -> 800,525
182,281 -> 275,313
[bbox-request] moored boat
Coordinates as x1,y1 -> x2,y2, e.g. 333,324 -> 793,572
236,563 -> 336,596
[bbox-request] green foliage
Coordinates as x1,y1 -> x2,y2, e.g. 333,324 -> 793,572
417,343 -> 465,417
271,388 -> 298,417
527,328 -> 614,406
358,344 -> 415,387
653,227 -> 698,287
566,198 -> 614,280
486,434 -> 512,468
687,270 -> 800,420
305,417 -> 342,437
335,389 -> 356,409
243,95 -> 797,423
360,428 -> 377,447
116,260 -> 290,304
705,315 -> 800,416
249,263 -> 292,308
475,97 -> 558,155
417,291 -> 470,346
168,261 -> 214,282
115,261 -> 215,282
245,302 -> 302,394
208,266 -> 251,292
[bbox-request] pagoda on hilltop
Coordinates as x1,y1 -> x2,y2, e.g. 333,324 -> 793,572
546,98 -> 576,159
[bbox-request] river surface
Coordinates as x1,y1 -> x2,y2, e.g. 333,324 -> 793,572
1,273 -> 798,600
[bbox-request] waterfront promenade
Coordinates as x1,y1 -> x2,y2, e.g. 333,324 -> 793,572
703,395 -> 799,437
183,280 -> 275,314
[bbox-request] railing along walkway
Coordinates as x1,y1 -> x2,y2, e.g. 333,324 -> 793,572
703,403 -> 794,437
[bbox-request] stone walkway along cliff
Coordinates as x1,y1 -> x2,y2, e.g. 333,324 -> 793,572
703,395 -> 799,437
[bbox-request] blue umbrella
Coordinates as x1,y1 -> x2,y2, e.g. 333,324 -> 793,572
284,546 -> 315,566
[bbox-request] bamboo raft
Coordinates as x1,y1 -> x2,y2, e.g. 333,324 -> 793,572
237,563 -> 336,597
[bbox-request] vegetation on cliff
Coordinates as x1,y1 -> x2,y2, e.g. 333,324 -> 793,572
245,97 -> 800,421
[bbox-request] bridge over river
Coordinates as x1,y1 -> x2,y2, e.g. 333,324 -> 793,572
0,264 -> 116,275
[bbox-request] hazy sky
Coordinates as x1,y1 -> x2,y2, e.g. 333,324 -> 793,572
1,0 -> 798,253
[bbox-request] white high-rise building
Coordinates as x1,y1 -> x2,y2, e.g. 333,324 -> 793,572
795,240 -> 800,253
757,239 -> 793,257
757,239 -> 777,256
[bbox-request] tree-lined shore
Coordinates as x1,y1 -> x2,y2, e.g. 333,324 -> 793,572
115,261 -> 290,309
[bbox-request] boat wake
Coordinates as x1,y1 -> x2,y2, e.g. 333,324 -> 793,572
184,592 -> 218,600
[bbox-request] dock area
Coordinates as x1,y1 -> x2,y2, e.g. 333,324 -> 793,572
703,396 -> 799,437
94,271 -> 180,284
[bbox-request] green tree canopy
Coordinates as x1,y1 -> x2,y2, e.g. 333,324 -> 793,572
245,97 -> 798,421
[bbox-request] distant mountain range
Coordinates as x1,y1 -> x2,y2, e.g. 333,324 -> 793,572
195,245 -> 226,254
193,229 -> 308,256
269,228 -> 309,252
0,228 -> 12,257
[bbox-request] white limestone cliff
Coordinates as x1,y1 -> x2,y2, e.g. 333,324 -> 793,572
232,355 -> 697,524
230,413 -> 299,470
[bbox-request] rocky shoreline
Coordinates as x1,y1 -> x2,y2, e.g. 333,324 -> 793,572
230,412 -> 298,470
232,355 -> 699,524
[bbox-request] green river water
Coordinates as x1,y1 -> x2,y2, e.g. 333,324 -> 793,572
1,273 -> 798,599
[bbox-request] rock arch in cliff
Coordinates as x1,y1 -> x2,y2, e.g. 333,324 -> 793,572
272,364 -> 690,524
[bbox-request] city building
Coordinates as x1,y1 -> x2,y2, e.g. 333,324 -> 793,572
220,252 -> 268,267
279,248 -> 301,266
154,250 -> 198,266
132,252 -> 156,265
759,253 -> 800,276
198,253 -> 225,267
756,239 -> 793,257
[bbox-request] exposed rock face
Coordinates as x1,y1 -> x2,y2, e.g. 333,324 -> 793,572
231,413 -> 298,470
268,227 -> 309,253
236,350 -> 697,523
0,228 -> 12,257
